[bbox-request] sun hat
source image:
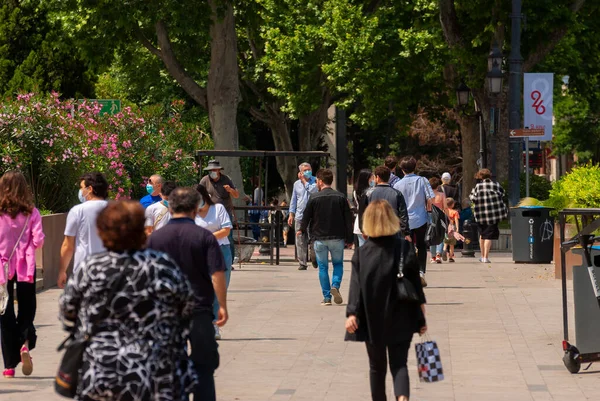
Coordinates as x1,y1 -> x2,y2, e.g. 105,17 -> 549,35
203,159 -> 225,171
441,172 -> 451,183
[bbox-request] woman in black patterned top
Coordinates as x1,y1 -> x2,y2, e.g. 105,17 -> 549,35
59,201 -> 197,401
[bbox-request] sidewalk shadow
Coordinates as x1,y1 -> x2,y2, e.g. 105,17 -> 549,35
427,286 -> 484,289
219,338 -> 296,341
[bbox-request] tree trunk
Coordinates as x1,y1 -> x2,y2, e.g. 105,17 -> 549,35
459,115 -> 479,199
207,0 -> 244,197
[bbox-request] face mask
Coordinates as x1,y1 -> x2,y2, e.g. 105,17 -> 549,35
78,188 -> 87,203
162,200 -> 169,207
199,199 -> 206,209
146,184 -> 154,195
303,170 -> 312,179
209,171 -> 219,180
369,180 -> 376,187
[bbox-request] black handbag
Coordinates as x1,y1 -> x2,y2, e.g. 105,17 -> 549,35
55,258 -> 130,398
396,239 -> 421,303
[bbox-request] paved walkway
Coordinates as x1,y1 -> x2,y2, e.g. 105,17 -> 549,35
1,250 -> 598,401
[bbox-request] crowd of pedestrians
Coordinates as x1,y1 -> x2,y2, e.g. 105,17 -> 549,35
0,154 -> 508,401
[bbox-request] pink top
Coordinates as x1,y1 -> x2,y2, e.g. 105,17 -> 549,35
0,208 -> 45,284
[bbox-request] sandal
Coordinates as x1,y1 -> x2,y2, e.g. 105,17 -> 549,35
20,346 -> 33,376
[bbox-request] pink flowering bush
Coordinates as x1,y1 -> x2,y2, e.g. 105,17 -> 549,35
0,93 -> 212,212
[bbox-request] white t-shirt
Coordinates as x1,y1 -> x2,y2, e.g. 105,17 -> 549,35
195,203 -> 232,246
145,201 -> 171,231
64,200 -> 108,272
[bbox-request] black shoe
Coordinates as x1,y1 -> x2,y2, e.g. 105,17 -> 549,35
298,265 -> 308,270
312,260 -> 318,269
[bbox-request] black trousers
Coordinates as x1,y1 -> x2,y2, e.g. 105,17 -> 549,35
0,277 -> 37,369
366,341 -> 411,401
411,223 -> 428,273
189,311 -> 220,401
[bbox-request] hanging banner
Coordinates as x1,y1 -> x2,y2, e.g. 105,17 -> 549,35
524,73 -> 554,141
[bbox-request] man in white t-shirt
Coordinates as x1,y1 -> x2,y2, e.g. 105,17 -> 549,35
58,172 -> 109,288
145,181 -> 177,235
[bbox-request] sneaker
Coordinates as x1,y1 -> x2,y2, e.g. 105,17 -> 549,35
214,324 -> 222,341
420,272 -> 428,288
448,257 -> 455,263
330,287 -> 343,305
435,255 -> 442,264
3,368 -> 14,378
321,298 -> 332,306
298,265 -> 308,270
20,346 -> 32,376
312,260 -> 318,269
442,251 -> 448,261
479,257 -> 491,263
430,258 -> 436,263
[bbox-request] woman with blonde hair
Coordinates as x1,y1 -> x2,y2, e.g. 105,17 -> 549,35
345,200 -> 427,401
0,170 -> 44,378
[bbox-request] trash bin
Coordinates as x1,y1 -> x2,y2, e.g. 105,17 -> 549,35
510,206 -> 554,263
564,247 -> 600,372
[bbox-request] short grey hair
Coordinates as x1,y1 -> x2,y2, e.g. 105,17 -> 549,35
150,174 -> 164,185
168,187 -> 201,214
298,162 -> 311,171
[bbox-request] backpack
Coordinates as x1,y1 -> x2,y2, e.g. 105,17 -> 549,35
425,204 -> 448,246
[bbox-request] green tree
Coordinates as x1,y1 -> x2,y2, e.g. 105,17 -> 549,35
0,1 -> 95,97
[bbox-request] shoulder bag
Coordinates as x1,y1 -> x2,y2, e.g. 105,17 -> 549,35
0,215 -> 30,315
55,257 -> 131,398
396,238 -> 420,303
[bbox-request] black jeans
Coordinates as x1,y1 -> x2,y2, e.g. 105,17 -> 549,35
411,223 -> 428,273
0,277 -> 37,369
366,341 -> 411,401
190,311 -> 220,401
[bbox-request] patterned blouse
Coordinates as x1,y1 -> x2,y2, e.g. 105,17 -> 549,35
59,249 -> 197,401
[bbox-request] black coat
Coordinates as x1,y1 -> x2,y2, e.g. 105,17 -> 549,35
345,235 -> 426,345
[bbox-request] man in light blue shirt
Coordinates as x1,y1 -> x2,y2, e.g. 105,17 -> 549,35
393,156 -> 434,286
288,162 -> 318,270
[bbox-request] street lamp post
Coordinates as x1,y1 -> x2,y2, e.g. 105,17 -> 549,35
487,45 -> 503,180
456,83 -> 487,169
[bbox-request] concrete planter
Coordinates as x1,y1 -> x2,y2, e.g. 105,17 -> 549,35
35,213 -> 71,289
492,229 -> 512,251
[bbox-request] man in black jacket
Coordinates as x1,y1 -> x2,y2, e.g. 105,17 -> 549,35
359,166 -> 410,238
300,169 -> 353,306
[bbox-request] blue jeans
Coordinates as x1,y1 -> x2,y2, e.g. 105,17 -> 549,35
314,239 -> 345,300
430,242 -> 443,257
213,244 -> 233,321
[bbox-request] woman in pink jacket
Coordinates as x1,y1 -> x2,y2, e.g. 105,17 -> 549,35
0,171 -> 44,378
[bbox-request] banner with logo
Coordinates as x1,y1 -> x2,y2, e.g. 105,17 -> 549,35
524,73 -> 554,141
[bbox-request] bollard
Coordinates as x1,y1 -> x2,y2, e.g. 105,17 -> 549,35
259,216 -> 270,255
461,219 -> 478,257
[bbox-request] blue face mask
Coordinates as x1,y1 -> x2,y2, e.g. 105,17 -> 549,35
146,184 -> 154,195
199,199 -> 206,209
162,200 -> 169,207
78,189 -> 87,203
303,170 -> 312,179
369,180 -> 376,187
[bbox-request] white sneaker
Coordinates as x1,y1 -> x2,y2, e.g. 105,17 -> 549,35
214,324 -> 222,340
420,271 -> 428,288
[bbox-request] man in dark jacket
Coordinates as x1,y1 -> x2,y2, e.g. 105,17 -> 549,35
300,169 -> 353,306
359,166 -> 410,237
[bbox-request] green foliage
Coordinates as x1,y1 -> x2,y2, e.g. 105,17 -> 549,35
520,173 -> 552,201
0,2 -> 95,97
546,163 -> 600,211
0,93 -> 212,213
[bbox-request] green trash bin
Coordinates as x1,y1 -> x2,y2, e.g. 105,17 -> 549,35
510,206 -> 554,263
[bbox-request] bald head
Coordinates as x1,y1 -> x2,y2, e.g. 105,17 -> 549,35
149,174 -> 163,196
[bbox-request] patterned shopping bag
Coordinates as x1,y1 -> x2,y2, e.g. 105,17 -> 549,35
415,339 -> 444,383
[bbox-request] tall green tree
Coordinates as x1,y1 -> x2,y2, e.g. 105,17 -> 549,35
53,0 -> 244,191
